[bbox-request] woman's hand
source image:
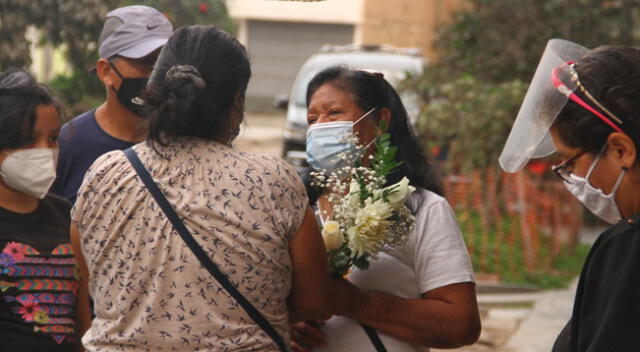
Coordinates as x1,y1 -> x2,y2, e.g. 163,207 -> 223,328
291,319 -> 328,352
332,279 -> 481,348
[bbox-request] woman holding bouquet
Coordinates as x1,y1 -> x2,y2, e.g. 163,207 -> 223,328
292,67 -> 480,352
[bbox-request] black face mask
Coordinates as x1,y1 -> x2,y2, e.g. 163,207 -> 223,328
109,60 -> 148,117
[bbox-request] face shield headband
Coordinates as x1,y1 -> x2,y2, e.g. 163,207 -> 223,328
551,62 -> 624,134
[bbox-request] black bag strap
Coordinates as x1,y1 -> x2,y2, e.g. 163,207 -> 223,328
124,148 -> 287,352
361,324 -> 388,352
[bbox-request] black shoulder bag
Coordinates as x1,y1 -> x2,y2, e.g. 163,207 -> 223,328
361,324 -> 388,352
124,148 -> 287,352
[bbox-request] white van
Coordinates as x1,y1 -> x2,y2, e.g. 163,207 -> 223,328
278,44 -> 425,168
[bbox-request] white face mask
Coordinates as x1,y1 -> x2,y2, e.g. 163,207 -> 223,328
563,146 -> 625,225
0,148 -> 58,199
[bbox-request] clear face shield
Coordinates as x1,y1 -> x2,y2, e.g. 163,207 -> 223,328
499,39 -> 590,173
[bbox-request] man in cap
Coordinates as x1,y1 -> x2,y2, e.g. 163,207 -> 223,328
52,5 -> 172,203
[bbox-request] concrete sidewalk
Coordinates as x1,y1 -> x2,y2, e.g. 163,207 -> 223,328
502,280 -> 576,352
433,282 -> 576,352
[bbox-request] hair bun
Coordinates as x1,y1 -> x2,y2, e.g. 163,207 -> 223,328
165,65 -> 206,89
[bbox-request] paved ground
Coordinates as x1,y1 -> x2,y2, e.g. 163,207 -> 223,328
235,112 -> 584,352
234,112 -> 286,157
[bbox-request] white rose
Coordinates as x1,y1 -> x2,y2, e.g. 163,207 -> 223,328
385,177 -> 416,209
322,220 -> 344,250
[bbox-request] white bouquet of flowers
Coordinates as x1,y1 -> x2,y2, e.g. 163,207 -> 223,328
311,124 -> 416,276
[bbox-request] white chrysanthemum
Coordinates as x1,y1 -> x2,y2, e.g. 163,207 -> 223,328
346,199 -> 393,258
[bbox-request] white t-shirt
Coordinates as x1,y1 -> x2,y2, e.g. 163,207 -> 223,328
316,189 -> 475,352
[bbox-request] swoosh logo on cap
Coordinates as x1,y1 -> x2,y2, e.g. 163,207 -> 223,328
131,97 -> 145,106
147,24 -> 159,30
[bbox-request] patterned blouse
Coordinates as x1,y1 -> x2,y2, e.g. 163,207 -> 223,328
72,138 -> 308,351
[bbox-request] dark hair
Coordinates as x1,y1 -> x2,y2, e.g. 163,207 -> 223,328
554,46 -> 640,159
306,66 -> 443,196
0,68 -> 60,150
144,25 -> 251,154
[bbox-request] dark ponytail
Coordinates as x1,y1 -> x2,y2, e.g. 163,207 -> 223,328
144,25 -> 251,156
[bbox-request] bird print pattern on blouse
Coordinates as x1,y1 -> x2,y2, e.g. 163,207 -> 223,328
72,138 -> 308,351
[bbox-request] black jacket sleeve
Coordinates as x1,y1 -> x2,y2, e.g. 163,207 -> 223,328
561,218 -> 640,352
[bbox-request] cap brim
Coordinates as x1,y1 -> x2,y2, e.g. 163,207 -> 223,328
117,38 -> 168,59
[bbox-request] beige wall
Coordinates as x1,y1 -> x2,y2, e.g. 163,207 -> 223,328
226,0 -> 464,59
227,0 -> 364,25
358,0 -> 464,58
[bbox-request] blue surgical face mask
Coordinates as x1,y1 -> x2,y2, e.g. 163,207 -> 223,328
306,107 -> 377,174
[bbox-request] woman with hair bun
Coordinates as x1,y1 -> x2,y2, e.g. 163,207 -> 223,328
71,26 -> 330,352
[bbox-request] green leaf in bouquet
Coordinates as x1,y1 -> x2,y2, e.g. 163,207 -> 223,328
329,248 -> 351,277
379,119 -> 388,132
371,125 -> 403,180
352,254 -> 370,271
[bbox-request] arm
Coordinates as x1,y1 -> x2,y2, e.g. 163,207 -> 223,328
287,206 -> 331,323
332,278 -> 480,348
291,280 -> 480,350
70,224 -> 92,341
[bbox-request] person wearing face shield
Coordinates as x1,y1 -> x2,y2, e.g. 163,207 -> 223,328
499,40 -> 640,351
292,67 -> 480,352
50,5 -> 173,204
0,69 -> 84,351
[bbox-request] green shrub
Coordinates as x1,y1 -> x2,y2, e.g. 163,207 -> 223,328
459,210 -> 590,289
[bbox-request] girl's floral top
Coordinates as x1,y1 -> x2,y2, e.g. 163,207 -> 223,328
72,138 -> 308,352
0,194 -> 79,351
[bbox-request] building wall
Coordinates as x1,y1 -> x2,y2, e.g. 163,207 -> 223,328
227,0 -> 363,26
358,0 -> 464,58
245,20 -> 353,100
227,0 -> 464,59
225,0 -> 464,104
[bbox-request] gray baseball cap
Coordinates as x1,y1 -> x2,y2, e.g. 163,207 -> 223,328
98,5 -> 173,59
